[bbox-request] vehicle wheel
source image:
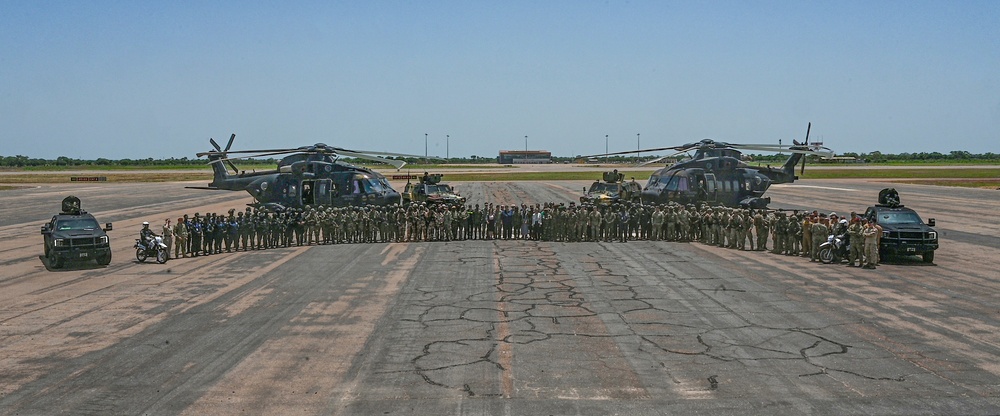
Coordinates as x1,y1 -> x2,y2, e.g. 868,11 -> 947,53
44,243 -> 50,257
819,247 -> 833,264
136,248 -> 148,263
48,250 -> 63,269
156,248 -> 168,264
922,251 -> 934,263
97,251 -> 112,266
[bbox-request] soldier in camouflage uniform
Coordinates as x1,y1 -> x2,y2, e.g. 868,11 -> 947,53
810,215 -> 829,261
785,214 -> 801,255
772,213 -> 786,255
753,209 -> 768,251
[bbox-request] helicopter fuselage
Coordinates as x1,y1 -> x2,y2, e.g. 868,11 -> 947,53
199,155 -> 401,210
641,154 -> 796,208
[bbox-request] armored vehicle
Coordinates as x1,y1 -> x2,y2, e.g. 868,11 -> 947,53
41,196 -> 113,268
864,188 -> 938,263
580,170 -> 642,205
401,173 -> 465,206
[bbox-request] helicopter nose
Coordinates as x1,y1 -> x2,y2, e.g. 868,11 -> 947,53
641,189 -> 660,203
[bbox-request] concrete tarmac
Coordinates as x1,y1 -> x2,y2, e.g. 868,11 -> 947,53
1,180 -> 999,415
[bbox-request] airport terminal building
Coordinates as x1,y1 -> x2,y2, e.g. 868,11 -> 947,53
498,150 -> 552,164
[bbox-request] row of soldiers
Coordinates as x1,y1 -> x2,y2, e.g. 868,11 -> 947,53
155,201 -> 882,268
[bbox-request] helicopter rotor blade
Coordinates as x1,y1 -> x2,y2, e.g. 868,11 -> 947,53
637,149 -> 689,167
581,145 -> 689,159
346,149 -> 439,159
217,150 -> 299,161
333,149 -> 406,169
222,134 -> 241,174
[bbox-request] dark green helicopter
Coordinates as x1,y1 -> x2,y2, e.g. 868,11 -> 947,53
188,134 -> 429,211
590,124 -> 833,208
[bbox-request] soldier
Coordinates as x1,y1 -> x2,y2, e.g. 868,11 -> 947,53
202,214 -> 214,255
172,217 -> 187,258
786,214 -> 801,255
691,205 -> 703,243
214,213 -> 226,254
678,205 -> 691,242
810,214 -> 829,261
802,212 -> 815,257
742,210 -> 755,251
753,209 -> 767,251
872,217 -> 883,266
650,206 -> 665,241
226,212 -> 239,252
862,219 -> 879,269
731,210 -> 744,250
162,218 -> 174,259
190,214 -> 203,256
846,216 -> 864,267
772,213 -> 786,254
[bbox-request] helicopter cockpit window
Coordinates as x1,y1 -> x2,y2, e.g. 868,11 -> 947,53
367,177 -> 388,194
659,175 -> 689,192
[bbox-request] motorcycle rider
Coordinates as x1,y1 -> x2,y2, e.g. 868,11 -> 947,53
140,222 -> 157,248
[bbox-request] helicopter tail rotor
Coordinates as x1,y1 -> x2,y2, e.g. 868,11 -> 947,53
800,122 -> 811,175
208,134 -> 241,175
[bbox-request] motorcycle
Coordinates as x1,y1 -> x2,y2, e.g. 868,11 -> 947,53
134,236 -> 168,264
818,233 -> 850,264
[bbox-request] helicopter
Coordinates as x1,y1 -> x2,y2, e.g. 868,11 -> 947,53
587,123 -> 833,208
188,134 -> 431,211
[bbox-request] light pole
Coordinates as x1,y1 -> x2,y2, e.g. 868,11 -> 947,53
605,134 -> 609,162
446,135 -> 449,160
637,133 -> 640,163
525,135 -> 528,151
424,133 -> 428,164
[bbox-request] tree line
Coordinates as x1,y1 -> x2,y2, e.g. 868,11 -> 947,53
1,151 -> 997,168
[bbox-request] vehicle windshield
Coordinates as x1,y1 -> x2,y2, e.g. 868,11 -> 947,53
425,184 -> 452,194
877,211 -> 923,225
55,218 -> 101,231
588,183 -> 619,194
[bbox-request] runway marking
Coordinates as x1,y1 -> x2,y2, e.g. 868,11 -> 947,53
771,184 -> 857,191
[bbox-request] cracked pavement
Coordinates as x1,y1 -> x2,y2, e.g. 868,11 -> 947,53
1,180 -> 999,415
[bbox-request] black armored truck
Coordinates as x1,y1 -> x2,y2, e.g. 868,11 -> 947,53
41,196 -> 113,268
864,188 -> 938,263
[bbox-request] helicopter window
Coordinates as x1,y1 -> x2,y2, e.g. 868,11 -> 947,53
367,178 -> 388,193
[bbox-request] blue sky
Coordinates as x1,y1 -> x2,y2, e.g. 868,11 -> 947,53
2,1 -> 998,160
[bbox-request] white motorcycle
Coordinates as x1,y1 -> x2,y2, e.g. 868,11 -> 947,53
134,235 -> 168,264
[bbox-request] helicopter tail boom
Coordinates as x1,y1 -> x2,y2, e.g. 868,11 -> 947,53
207,154 -> 231,188
780,151 -> 803,178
